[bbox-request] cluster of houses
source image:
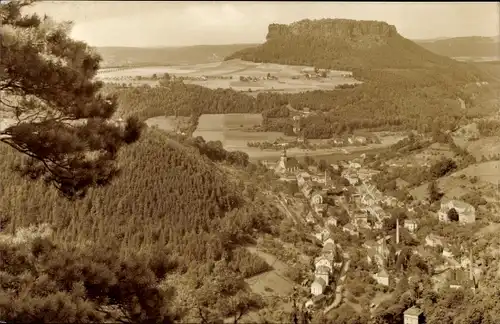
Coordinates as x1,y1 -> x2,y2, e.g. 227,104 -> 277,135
424,233 -> 479,291
329,135 -> 371,147
266,149 -> 479,316
310,238 -> 343,298
239,74 -> 278,82
178,75 -> 233,81
437,199 -> 476,224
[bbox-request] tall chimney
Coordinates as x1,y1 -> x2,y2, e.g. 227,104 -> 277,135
469,248 -> 474,282
396,218 -> 400,244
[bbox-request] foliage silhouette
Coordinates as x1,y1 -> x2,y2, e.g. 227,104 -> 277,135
0,0 -> 144,199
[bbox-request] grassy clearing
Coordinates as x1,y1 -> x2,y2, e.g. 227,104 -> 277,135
244,247 -> 294,297
452,161 -> 500,185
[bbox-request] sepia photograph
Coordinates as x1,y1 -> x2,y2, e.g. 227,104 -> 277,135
0,1 -> 499,323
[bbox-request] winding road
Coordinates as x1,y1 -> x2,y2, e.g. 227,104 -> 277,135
323,254 -> 351,314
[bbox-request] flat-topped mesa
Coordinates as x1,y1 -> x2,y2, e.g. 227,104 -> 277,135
266,19 -> 398,41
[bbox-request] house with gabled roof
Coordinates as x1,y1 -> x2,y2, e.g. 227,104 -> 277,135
311,277 -> 326,296
323,238 -> 335,248
404,219 -> 418,233
425,234 -> 444,247
403,307 -> 424,324
314,255 -> 333,273
448,268 -> 477,291
438,199 -> 476,224
314,228 -> 330,242
325,215 -> 338,227
343,223 -> 358,236
372,269 -> 390,286
314,265 -> 330,286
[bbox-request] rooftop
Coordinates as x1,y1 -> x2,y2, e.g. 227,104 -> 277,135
315,265 -> 330,274
313,277 -> 326,288
377,269 -> 389,278
404,306 -> 423,317
343,223 -> 356,231
441,199 -> 475,211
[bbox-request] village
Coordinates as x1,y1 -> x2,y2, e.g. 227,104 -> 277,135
261,146 -> 481,324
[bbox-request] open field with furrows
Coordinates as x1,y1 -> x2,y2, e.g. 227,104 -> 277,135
96,59 -> 360,93
385,142 -> 456,168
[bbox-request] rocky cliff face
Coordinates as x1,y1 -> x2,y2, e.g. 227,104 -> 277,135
266,19 -> 399,48
267,19 -> 397,40
225,18 -> 482,79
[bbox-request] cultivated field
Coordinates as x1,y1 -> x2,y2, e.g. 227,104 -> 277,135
97,59 -> 360,94
410,161 -> 500,201
462,136 -> 500,161
452,161 -> 500,185
244,247 -> 294,297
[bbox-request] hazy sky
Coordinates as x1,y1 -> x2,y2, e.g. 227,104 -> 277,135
25,1 -> 499,47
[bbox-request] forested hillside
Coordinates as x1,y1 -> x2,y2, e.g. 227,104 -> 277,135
0,128 -> 279,322
0,128 -> 277,265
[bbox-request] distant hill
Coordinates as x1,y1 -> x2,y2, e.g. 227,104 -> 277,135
225,19 -> 480,76
96,44 -> 259,67
416,36 -> 500,59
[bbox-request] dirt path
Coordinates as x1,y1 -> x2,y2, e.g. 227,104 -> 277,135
323,255 -> 351,314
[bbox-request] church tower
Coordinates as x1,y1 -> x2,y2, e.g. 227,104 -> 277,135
279,147 -> 287,169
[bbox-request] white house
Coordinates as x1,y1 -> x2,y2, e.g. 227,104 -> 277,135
314,228 -> 330,242
404,219 -> 418,233
323,238 -> 335,248
314,255 -> 333,273
314,204 -> 328,214
343,223 -> 358,236
425,234 -> 444,247
296,172 -> 311,187
311,191 -> 324,205
438,199 -> 476,224
314,266 -> 330,286
372,269 -> 390,286
442,247 -> 454,258
354,136 -> 367,145
305,211 -> 316,224
311,277 -> 327,296
403,307 -> 423,324
302,183 -> 314,198
349,162 -> 362,169
326,216 -> 338,227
